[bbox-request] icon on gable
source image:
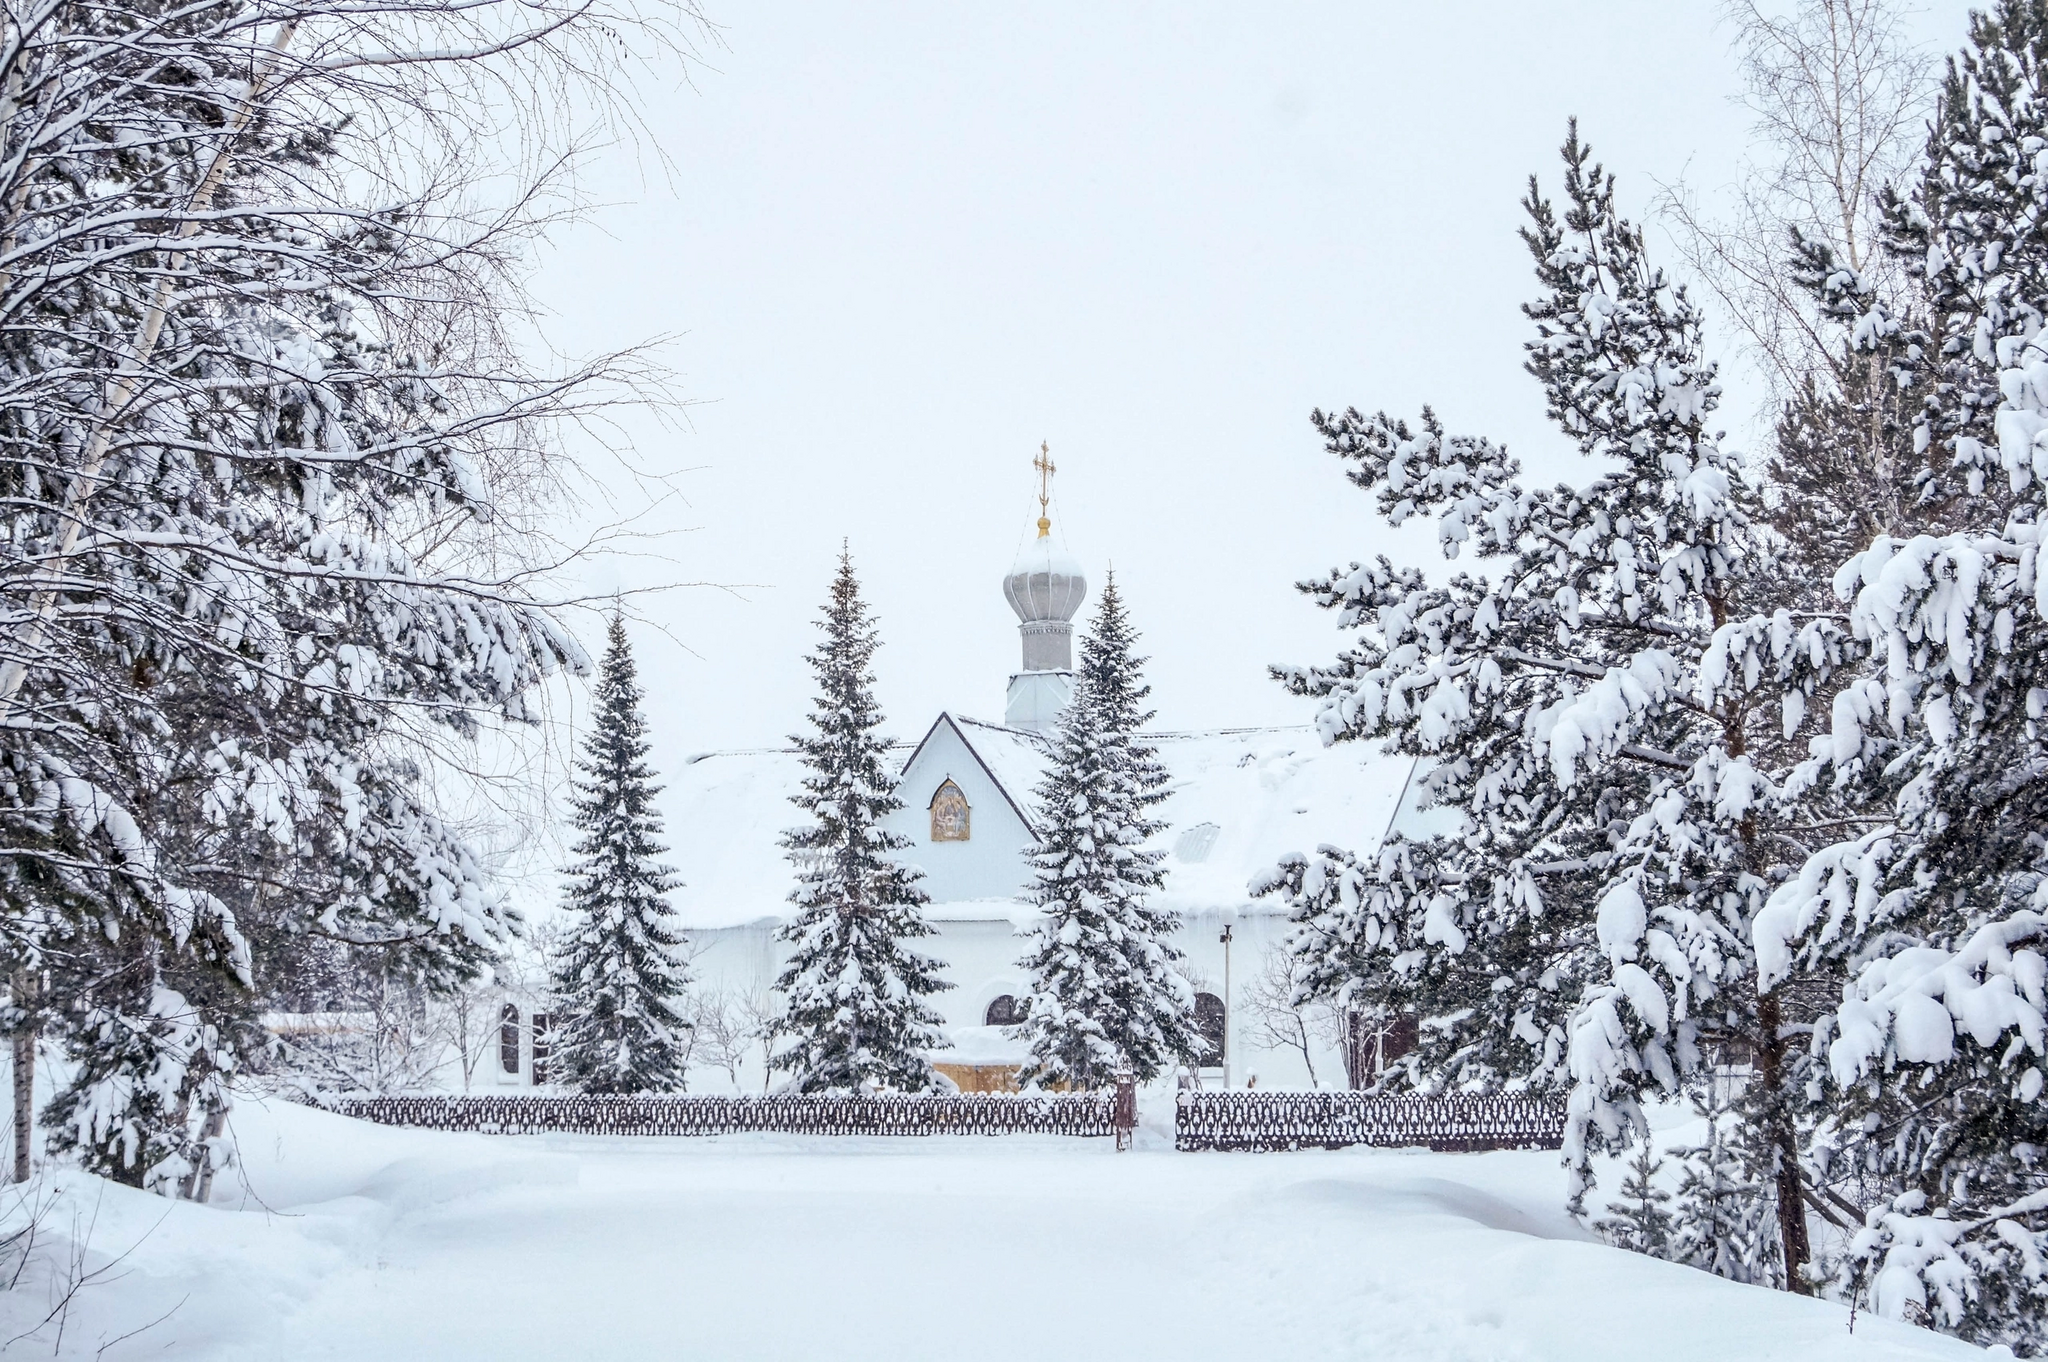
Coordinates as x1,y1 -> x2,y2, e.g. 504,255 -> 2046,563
930,779 -> 971,842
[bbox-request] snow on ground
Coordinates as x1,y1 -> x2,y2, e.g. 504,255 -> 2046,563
0,1095 -> 1989,1361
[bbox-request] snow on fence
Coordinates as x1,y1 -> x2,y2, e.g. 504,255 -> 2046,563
326,1092 -> 1118,1138
1173,1092 -> 1566,1153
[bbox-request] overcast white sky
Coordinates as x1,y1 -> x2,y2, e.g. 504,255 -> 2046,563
521,0 -> 1969,774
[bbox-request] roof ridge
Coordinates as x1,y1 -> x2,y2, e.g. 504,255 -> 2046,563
1142,724 -> 1314,739
686,738 -> 913,764
681,721 -> 1319,767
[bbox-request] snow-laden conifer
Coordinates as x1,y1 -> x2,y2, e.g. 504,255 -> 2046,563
1014,575 -> 1200,1088
1745,3 -> 2048,1343
772,553 -> 949,1092
549,615 -> 692,1094
1668,1096 -> 1785,1288
1257,125 -> 1829,1286
1595,1143 -> 1676,1259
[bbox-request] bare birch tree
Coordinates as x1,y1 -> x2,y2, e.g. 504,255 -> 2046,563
1659,0 -> 1932,405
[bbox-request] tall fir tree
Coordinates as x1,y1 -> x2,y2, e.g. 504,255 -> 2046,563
1015,575 -> 1201,1089
773,552 -> 950,1093
549,614 -> 692,1094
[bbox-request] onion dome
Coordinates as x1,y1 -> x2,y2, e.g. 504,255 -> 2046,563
1003,518 -> 1087,625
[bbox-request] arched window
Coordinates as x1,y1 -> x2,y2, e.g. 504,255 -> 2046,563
930,779 -> 971,842
1194,992 -> 1226,1064
531,1012 -> 553,1086
499,1003 -> 520,1075
984,994 -> 1027,1027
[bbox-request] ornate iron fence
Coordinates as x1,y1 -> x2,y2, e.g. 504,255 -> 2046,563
1173,1091 -> 1565,1152
327,1092 -> 1117,1138
325,1090 -> 1561,1151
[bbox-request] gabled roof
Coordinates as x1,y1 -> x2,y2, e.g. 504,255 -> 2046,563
660,716 -> 1436,930
897,713 -> 1050,833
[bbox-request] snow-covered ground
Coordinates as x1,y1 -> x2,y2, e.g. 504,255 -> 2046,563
0,1096 -> 1988,1361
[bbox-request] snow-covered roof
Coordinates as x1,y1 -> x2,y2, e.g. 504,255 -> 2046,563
928,715 -> 1052,828
1146,727 -> 1423,920
664,719 -> 1428,931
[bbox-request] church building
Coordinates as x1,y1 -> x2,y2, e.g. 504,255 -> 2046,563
650,468 -> 1435,1092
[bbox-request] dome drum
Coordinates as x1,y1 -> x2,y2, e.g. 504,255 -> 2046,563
1018,619 -> 1074,673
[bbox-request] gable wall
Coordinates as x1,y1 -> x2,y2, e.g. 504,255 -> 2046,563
881,720 -> 1038,906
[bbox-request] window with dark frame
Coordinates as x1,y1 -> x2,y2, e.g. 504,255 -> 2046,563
929,779 -> 971,842
983,994 -> 1027,1027
531,1012 -> 552,1085
1194,992 -> 1226,1065
499,1003 -> 520,1075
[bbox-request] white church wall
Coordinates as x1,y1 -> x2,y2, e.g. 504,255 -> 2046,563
674,905 -> 1341,1092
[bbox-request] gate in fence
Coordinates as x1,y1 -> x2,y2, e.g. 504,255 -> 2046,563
328,1089 -> 1565,1153
1173,1091 -> 1566,1152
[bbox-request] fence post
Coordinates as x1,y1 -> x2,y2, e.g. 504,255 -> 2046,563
1113,1072 -> 1136,1152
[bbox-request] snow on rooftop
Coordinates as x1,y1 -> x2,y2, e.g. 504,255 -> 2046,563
1147,727 -> 1424,918
665,719 -> 1432,932
944,715 -> 1052,819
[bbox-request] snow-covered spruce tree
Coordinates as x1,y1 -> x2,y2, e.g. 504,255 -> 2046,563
772,553 -> 949,1093
550,614 -> 692,1094
1668,1093 -> 1785,1288
1014,574 -> 1201,1089
1595,1142 -> 1675,1259
0,0 -> 695,1190
1256,125 -> 1832,1288
1749,3 -> 2048,1345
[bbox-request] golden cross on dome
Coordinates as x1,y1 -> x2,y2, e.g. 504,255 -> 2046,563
1034,440 -> 1055,537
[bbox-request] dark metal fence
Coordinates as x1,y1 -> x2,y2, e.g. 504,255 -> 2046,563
326,1090 -> 1564,1151
1173,1091 -> 1565,1152
327,1092 -> 1117,1138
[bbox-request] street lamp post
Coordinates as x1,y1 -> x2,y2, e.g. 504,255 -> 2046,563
1219,924 -> 1233,1089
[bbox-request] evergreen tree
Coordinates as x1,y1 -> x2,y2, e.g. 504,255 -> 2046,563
0,0 -> 684,1190
1256,126 -> 1829,1286
1014,575 -> 1201,1089
1594,1142 -> 1676,1259
1753,3 -> 2048,1345
1668,1094 -> 1785,1289
549,615 -> 692,1095
772,552 -> 949,1093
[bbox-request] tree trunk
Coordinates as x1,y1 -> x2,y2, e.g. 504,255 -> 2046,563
1722,686 -> 1811,1292
11,968 -> 33,1184
184,1106 -> 228,1203
1755,986 -> 1813,1292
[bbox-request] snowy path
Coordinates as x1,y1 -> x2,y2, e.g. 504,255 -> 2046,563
0,1099 -> 1987,1360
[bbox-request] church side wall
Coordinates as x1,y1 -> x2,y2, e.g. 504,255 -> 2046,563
667,908 -> 1339,1093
